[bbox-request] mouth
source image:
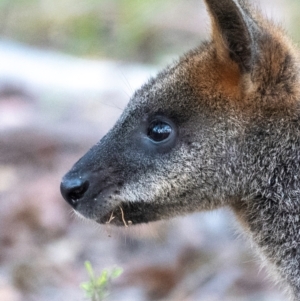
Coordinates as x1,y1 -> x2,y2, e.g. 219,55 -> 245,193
72,185 -> 180,227
96,200 -> 160,227
101,204 -> 133,227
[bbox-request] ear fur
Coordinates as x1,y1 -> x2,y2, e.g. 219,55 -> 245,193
204,0 -> 257,73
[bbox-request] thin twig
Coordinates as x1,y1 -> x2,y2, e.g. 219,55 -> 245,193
106,211 -> 115,224
119,206 -> 128,227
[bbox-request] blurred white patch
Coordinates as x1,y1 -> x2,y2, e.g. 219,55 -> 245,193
0,165 -> 17,192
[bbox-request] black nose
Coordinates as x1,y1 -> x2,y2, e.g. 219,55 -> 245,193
60,177 -> 89,208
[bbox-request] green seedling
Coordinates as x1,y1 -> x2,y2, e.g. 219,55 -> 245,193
81,261 -> 123,301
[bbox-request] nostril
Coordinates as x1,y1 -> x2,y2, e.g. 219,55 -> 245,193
60,178 -> 89,208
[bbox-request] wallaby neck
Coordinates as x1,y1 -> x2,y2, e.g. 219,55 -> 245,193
232,193 -> 300,299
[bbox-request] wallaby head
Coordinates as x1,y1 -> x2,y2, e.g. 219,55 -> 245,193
61,0 -> 300,299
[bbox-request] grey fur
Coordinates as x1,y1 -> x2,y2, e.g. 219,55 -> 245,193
61,0 -> 300,299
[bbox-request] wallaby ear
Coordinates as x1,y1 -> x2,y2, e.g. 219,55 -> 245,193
204,0 -> 257,73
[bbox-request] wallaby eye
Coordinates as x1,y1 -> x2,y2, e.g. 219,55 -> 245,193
147,120 -> 172,142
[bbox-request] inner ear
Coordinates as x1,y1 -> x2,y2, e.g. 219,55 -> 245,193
205,0 -> 258,73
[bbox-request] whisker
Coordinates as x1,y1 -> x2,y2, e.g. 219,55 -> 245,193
119,69 -> 134,94
100,100 -> 124,111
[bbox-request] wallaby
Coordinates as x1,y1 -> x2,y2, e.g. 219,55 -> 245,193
60,0 -> 300,299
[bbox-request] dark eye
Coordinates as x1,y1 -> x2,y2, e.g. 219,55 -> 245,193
147,120 -> 172,142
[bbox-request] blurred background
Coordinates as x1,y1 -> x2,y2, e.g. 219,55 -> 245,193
0,0 -> 299,300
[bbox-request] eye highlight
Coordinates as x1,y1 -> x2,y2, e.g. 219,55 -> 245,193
147,120 -> 172,142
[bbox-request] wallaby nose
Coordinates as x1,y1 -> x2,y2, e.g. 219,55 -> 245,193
60,177 -> 89,208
